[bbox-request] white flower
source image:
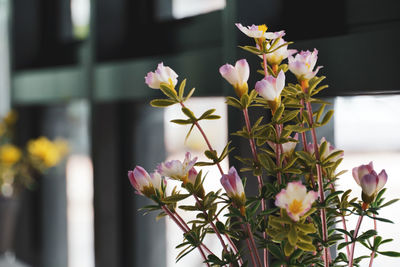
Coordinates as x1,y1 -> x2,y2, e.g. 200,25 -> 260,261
158,152 -> 197,184
219,59 -> 250,97
288,49 -> 323,81
145,62 -> 178,89
255,70 -> 285,102
262,38 -> 297,65
235,23 -> 285,40
275,181 -> 318,222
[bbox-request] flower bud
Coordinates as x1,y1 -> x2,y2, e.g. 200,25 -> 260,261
219,59 -> 249,97
352,162 -> 387,204
220,167 -> 246,208
145,62 -> 178,90
275,181 -> 318,222
128,166 -> 162,197
307,137 -> 343,162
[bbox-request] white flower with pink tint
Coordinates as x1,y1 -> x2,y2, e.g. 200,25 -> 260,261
255,70 -> 285,101
128,166 -> 162,197
145,62 -> 178,89
158,152 -> 197,184
264,38 -> 297,65
219,59 -> 250,97
288,49 -> 323,81
352,162 -> 388,203
220,167 -> 246,207
275,181 -> 318,222
235,23 -> 285,40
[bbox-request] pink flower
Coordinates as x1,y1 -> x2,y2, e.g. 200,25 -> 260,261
187,167 -> 198,185
307,137 -> 343,162
128,166 -> 163,197
263,38 -> 297,65
158,152 -> 197,184
145,62 -> 178,89
219,59 -> 250,97
275,181 -> 318,222
220,167 -> 246,207
235,23 -> 285,40
352,162 -> 388,203
268,133 -> 298,157
288,49 -> 323,81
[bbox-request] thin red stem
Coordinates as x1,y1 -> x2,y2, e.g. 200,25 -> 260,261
193,195 -> 228,254
368,214 -> 377,267
162,206 -> 211,266
243,108 -> 268,267
247,223 -> 262,267
341,215 -> 351,259
349,215 -> 364,267
180,102 -> 224,175
274,124 -> 282,185
304,101 -> 329,267
299,99 -> 317,190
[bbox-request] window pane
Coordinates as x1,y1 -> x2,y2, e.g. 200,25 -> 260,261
335,95 -> 400,267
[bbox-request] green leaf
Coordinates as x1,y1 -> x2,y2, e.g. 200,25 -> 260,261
320,110 -> 334,126
379,198 -> 399,208
179,205 -> 199,211
239,45 -> 263,55
296,223 -> 316,234
181,107 -> 197,120
184,87 -> 196,101
150,99 -> 177,107
284,241 -> 295,256
288,225 -> 298,246
178,79 -> 186,99
160,83 -> 179,100
285,124 -> 309,133
378,251 -> 400,257
241,93 -> 250,109
295,151 -> 315,164
204,150 -> 218,160
170,119 -> 193,125
225,96 -> 243,109
163,194 -> 191,203
296,242 -> 316,252
272,104 -> 285,122
198,109 -> 216,120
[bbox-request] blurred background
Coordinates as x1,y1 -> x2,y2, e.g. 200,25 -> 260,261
0,0 -> 399,266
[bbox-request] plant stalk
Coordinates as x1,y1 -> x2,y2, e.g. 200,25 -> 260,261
368,214 -> 377,267
161,206 -> 211,266
349,214 -> 364,267
243,107 -> 268,267
304,99 -> 329,267
247,222 -> 262,267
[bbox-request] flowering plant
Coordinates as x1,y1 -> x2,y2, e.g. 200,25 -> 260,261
128,23 -> 399,267
0,111 -> 68,198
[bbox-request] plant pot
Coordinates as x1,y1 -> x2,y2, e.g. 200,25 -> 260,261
0,196 -> 19,254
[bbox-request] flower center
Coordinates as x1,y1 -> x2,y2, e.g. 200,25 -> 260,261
289,199 -> 303,215
258,24 -> 268,35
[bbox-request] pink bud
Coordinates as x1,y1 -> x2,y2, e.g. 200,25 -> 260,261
220,167 -> 246,206
352,162 -> 388,203
219,59 -> 249,97
255,70 -> 285,102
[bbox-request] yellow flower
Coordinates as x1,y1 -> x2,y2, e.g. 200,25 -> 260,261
28,137 -> 68,168
0,144 -> 22,166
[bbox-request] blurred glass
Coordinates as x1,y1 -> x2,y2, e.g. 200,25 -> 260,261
71,0 -> 90,39
172,0 -> 226,19
164,97 -> 228,267
334,95 -> 400,266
